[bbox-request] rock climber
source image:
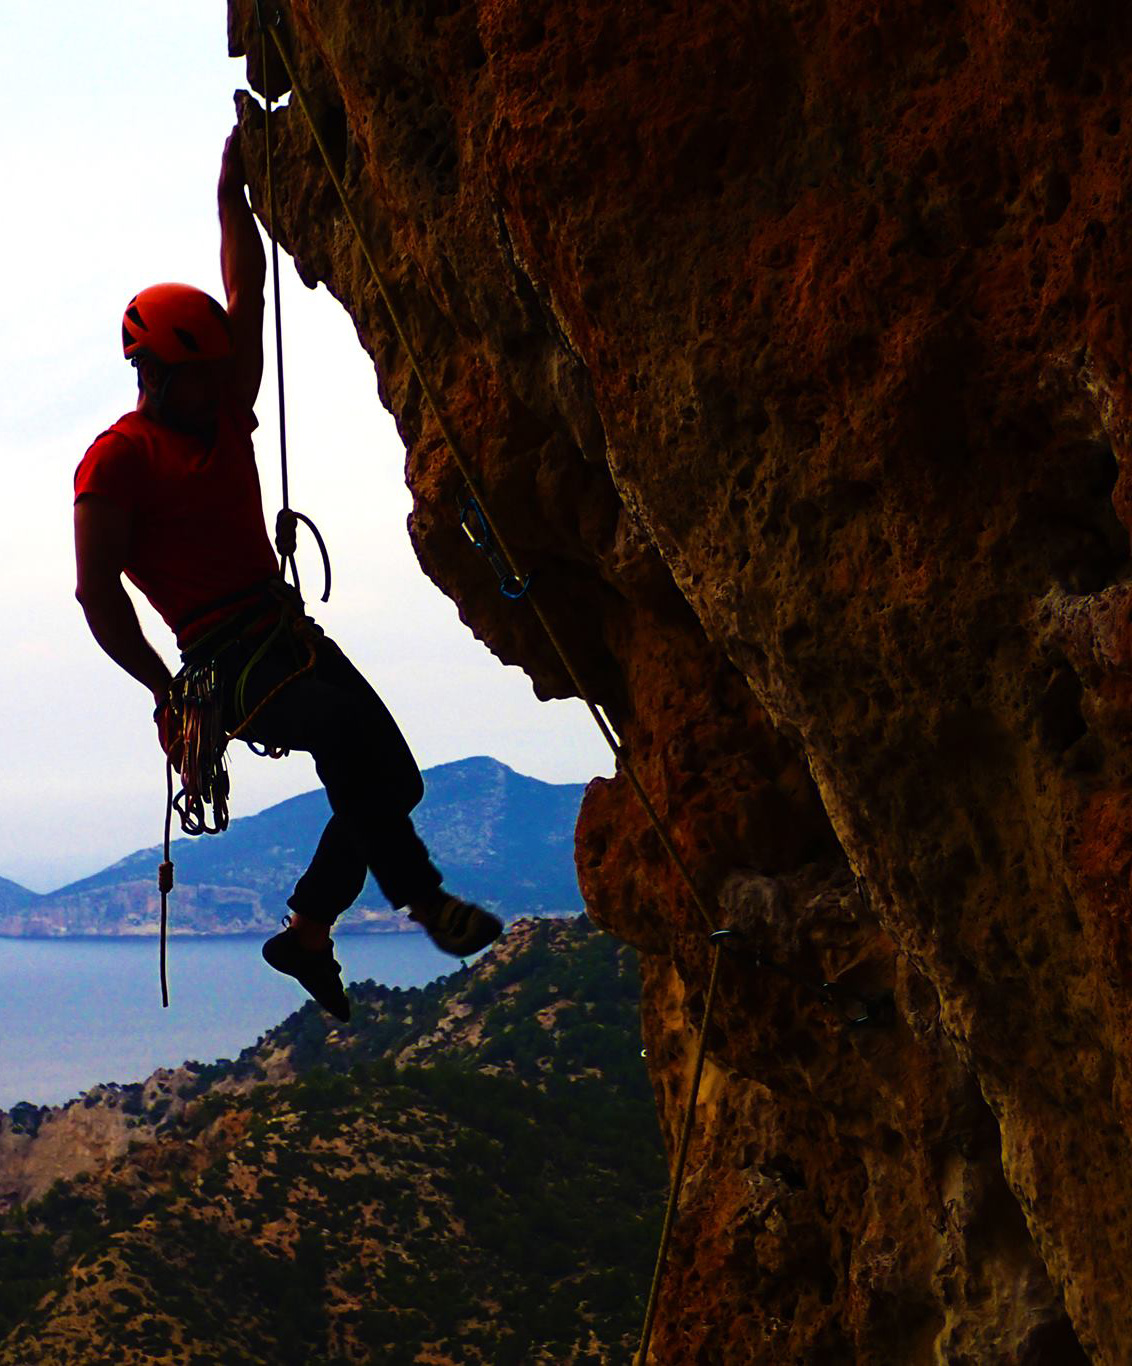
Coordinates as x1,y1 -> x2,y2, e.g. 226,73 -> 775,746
72,127 -> 501,1022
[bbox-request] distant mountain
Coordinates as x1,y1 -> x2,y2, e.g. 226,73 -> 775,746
0,880 -> 37,916
0,758 -> 588,937
0,916 -> 664,1365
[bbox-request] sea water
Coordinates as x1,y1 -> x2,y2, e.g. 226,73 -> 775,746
0,934 -> 450,1110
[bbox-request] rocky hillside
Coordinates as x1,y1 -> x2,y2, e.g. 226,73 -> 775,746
0,757 -> 583,936
223,1 -> 1132,1360
0,916 -> 663,1364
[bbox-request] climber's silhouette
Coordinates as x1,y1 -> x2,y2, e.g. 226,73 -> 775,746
73,128 -> 501,1020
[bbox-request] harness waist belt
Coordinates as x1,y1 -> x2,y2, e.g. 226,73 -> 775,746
174,576 -> 289,648
178,579 -> 304,666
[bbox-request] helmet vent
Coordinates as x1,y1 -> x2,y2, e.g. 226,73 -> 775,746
122,284 -> 232,362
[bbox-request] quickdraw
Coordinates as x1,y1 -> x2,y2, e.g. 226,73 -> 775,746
168,658 -> 232,836
460,496 -> 532,600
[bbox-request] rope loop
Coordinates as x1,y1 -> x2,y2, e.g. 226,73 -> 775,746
255,2 -> 333,605
288,508 -> 333,603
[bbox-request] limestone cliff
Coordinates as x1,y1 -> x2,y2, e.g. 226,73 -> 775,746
0,1077 -> 169,1210
226,2 -> 1132,1360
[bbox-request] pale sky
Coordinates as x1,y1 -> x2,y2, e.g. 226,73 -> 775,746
1,4 -> 612,892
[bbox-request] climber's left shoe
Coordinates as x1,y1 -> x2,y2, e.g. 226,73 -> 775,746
408,893 -> 502,957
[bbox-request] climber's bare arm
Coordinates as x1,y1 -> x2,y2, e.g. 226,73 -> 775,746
74,495 -> 172,705
219,126 -> 266,412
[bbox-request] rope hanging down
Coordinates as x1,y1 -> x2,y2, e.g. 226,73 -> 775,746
259,0 -> 332,606
158,761 -> 175,1009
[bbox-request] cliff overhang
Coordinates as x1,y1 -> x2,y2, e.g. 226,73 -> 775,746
227,3 -> 1132,1360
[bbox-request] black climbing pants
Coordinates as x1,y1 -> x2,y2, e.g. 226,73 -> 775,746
216,619 -> 442,925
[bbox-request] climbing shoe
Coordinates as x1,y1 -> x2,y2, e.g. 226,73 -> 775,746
262,926 -> 350,1022
408,894 -> 502,957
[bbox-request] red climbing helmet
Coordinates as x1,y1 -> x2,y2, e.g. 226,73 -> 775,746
121,283 -> 233,365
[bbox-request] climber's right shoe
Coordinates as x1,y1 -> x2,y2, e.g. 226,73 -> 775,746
408,893 -> 502,957
262,925 -> 350,1022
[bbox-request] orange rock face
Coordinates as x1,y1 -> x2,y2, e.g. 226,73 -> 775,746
228,1 -> 1132,1359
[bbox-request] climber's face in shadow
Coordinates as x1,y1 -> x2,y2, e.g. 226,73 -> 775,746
138,353 -> 233,437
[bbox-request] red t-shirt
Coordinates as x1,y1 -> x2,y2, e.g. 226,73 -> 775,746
74,405 -> 280,645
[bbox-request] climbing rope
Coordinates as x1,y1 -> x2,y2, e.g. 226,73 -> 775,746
258,0 -> 332,606
258,15 -> 725,1356
460,497 -> 531,600
158,760 -> 175,1009
635,940 -> 723,1363
254,15 -> 892,1358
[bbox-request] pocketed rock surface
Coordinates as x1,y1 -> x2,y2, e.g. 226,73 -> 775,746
227,1 -> 1132,1359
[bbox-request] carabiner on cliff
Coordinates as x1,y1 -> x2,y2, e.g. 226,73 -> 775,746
459,496 -> 532,600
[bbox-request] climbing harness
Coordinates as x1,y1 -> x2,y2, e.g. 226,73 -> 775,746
165,583 -> 319,826
156,583 -> 320,1003
250,16 -> 896,1361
